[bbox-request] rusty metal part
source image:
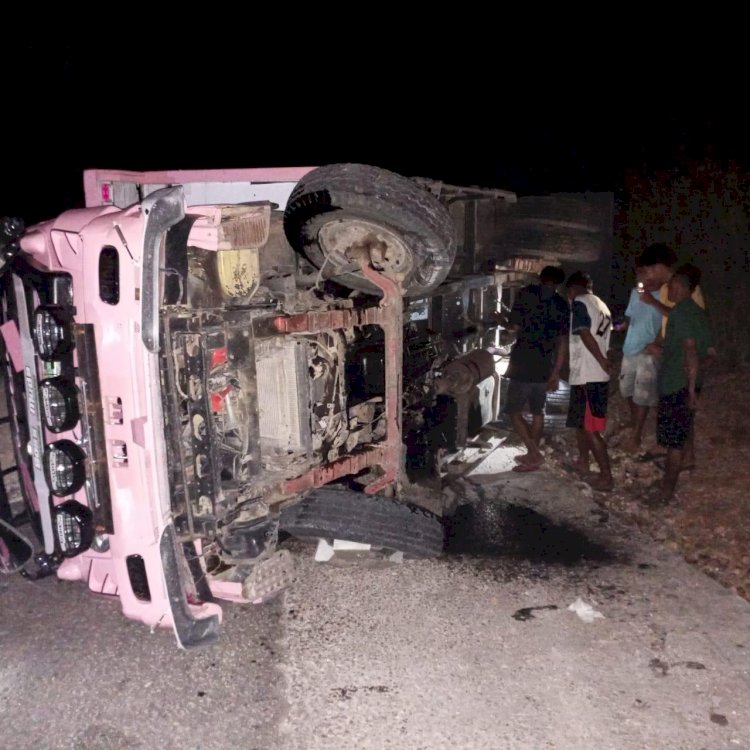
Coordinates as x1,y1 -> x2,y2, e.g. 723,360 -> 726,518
281,449 -> 388,494
318,220 -> 412,281
359,264 -> 402,494
273,305 -> 390,334
278,264 -> 403,497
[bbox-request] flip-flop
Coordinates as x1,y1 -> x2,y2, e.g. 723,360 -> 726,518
512,461 -> 543,473
634,451 -> 666,463
588,478 -> 614,493
514,453 -> 543,465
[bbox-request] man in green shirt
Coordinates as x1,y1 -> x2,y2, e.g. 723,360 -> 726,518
651,264 -> 712,504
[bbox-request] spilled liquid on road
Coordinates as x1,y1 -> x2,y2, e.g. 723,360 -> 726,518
444,500 -> 611,565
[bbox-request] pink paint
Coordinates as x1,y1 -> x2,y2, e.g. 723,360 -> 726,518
2,165 -> 409,645
0,321 -> 23,373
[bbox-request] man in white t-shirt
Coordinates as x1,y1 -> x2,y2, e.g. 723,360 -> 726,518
565,271 -> 615,492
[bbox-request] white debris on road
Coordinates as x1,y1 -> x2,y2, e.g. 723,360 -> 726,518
466,439 -> 524,475
314,538 -> 372,562
567,597 -> 605,623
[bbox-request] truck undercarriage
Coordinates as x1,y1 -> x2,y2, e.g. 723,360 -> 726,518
0,167 -> 505,645
0,163 -> 613,646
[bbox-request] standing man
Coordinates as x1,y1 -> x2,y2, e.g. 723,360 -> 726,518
565,271 -> 615,492
649,264 -> 712,504
501,265 -> 569,472
632,242 -> 716,456
634,243 -> 706,338
618,260 -> 663,454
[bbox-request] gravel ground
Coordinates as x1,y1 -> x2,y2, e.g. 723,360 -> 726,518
548,365 -> 750,603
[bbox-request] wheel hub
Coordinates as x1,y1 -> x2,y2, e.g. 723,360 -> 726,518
318,220 -> 412,281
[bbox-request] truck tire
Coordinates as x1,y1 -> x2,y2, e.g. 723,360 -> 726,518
283,164 -> 457,297
500,222 -> 603,264
279,487 -> 445,558
500,195 -> 612,264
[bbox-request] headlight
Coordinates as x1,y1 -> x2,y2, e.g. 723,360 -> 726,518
43,440 -> 86,496
40,378 -> 80,433
33,306 -> 74,361
53,500 -> 93,557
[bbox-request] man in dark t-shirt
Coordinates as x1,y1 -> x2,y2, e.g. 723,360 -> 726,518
502,266 -> 569,471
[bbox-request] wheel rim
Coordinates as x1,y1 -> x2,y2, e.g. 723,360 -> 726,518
318,219 -> 413,281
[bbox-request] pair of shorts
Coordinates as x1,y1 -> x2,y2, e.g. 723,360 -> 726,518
502,379 -> 548,416
657,388 -> 694,449
619,352 -> 658,407
566,382 -> 609,432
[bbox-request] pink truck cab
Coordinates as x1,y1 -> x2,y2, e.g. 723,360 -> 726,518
0,164 -> 521,646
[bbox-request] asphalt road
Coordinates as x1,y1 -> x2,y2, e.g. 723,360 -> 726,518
1,466 -> 749,750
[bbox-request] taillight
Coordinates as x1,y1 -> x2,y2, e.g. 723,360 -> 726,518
43,440 -> 86,496
40,378 -> 80,433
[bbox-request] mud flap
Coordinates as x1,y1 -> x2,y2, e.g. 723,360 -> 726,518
160,525 -> 220,648
241,549 -> 295,603
0,517 -> 33,573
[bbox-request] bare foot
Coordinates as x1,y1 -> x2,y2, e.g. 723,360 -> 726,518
588,474 -> 614,492
567,460 -> 590,477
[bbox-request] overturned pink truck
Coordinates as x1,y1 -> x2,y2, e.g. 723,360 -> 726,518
0,164 -> 613,646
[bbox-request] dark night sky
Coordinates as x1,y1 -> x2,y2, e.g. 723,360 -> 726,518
4,44 -> 748,225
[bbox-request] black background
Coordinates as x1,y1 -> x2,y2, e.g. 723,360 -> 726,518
3,43 -> 748,225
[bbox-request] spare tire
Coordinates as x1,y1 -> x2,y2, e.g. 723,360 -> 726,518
283,164 -> 456,297
497,194 -> 612,264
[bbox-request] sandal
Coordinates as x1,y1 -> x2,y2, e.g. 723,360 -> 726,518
587,475 -> 614,493
633,451 -> 666,464
514,453 -> 544,465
